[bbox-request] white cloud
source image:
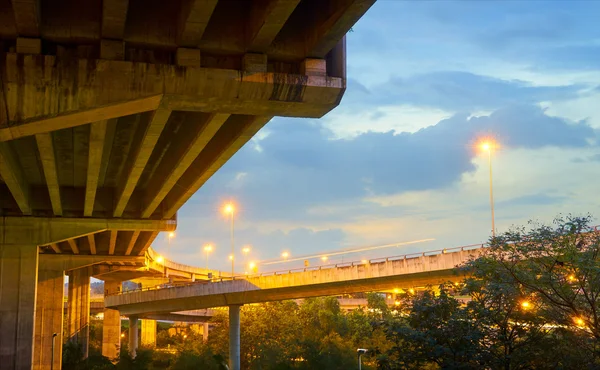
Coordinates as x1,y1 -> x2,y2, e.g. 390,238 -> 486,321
325,104 -> 453,138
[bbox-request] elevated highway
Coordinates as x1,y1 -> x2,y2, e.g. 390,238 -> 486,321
105,244 -> 484,358
0,1 -> 376,369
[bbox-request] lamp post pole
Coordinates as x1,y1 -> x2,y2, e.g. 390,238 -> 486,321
230,211 -> 234,277
487,147 -> 496,237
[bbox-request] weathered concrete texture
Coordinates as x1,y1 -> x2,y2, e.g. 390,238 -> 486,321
140,319 -> 156,347
33,268 -> 64,370
67,267 -> 91,358
0,243 -> 38,370
229,305 -> 241,370
102,281 -> 121,361
128,316 -> 139,358
107,248 -> 484,315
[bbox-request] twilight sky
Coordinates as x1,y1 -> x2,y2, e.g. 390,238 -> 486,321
154,1 -> 600,272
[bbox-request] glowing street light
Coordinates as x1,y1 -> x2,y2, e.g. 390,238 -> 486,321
321,256 -> 328,262
282,251 -> 289,260
156,256 -> 164,264
574,317 -> 585,327
223,203 -> 235,276
521,301 -> 531,310
203,244 -> 213,270
167,231 -> 175,260
479,139 -> 498,237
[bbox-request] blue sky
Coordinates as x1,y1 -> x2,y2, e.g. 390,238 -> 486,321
154,1 -> 600,273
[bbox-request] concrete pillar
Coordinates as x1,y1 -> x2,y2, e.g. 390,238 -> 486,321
67,267 -> 91,358
102,280 -> 121,361
229,305 -> 242,370
33,267 -> 64,370
140,319 -> 156,347
128,316 -> 139,358
203,322 -> 209,342
0,243 -> 38,370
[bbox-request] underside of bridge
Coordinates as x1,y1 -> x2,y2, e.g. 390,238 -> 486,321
0,1 -> 375,369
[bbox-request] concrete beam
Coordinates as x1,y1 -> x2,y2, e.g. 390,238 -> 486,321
10,0 -> 41,37
0,142 -> 31,214
39,254 -> 144,271
49,243 -> 61,254
67,239 -> 79,255
163,115 -> 273,218
309,0 -> 376,58
113,109 -> 170,217
125,231 -> 140,255
0,55 -> 344,141
177,0 -> 218,47
87,234 -> 97,255
141,112 -> 229,218
0,90 -> 162,141
108,231 -> 118,255
142,312 -> 212,323
84,120 -> 108,217
0,216 -> 175,247
136,231 -> 159,256
102,0 -> 130,39
35,133 -> 63,216
247,0 -> 300,53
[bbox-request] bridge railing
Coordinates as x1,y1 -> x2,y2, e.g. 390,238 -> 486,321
108,242 -> 488,296
108,225 -> 600,297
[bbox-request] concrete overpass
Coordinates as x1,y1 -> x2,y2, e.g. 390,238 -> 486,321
105,244 -> 485,359
0,1 -> 376,369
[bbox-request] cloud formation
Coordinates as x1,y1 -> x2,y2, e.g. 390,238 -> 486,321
192,105 -> 595,223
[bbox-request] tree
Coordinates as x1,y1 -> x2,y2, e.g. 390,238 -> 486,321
463,214 -> 600,361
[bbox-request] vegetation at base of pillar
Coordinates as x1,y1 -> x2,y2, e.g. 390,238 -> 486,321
66,214 -> 600,369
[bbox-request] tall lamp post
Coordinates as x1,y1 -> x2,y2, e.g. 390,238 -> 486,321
480,141 -> 497,237
203,244 -> 213,270
224,203 -> 235,277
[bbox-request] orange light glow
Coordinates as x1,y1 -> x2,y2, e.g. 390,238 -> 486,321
168,232 -> 175,238
409,288 -> 415,294
204,244 -> 213,252
224,203 -> 235,215
521,301 -> 531,309
282,252 -> 289,259
321,256 -> 328,262
229,255 -> 234,260
568,275 -> 576,282
156,256 -> 164,264
574,317 -> 585,326
242,246 -> 251,254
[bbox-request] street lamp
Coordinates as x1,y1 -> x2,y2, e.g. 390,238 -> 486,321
223,203 -> 235,276
203,244 -> 213,270
167,231 -> 175,260
357,349 -> 367,370
282,251 -> 289,260
480,140 -> 497,237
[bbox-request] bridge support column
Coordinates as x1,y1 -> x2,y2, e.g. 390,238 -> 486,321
33,267 -> 64,370
102,280 -> 121,361
67,267 -> 91,359
0,243 -> 38,370
128,316 -> 139,358
140,319 -> 156,347
203,322 -> 209,342
229,304 -> 242,370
